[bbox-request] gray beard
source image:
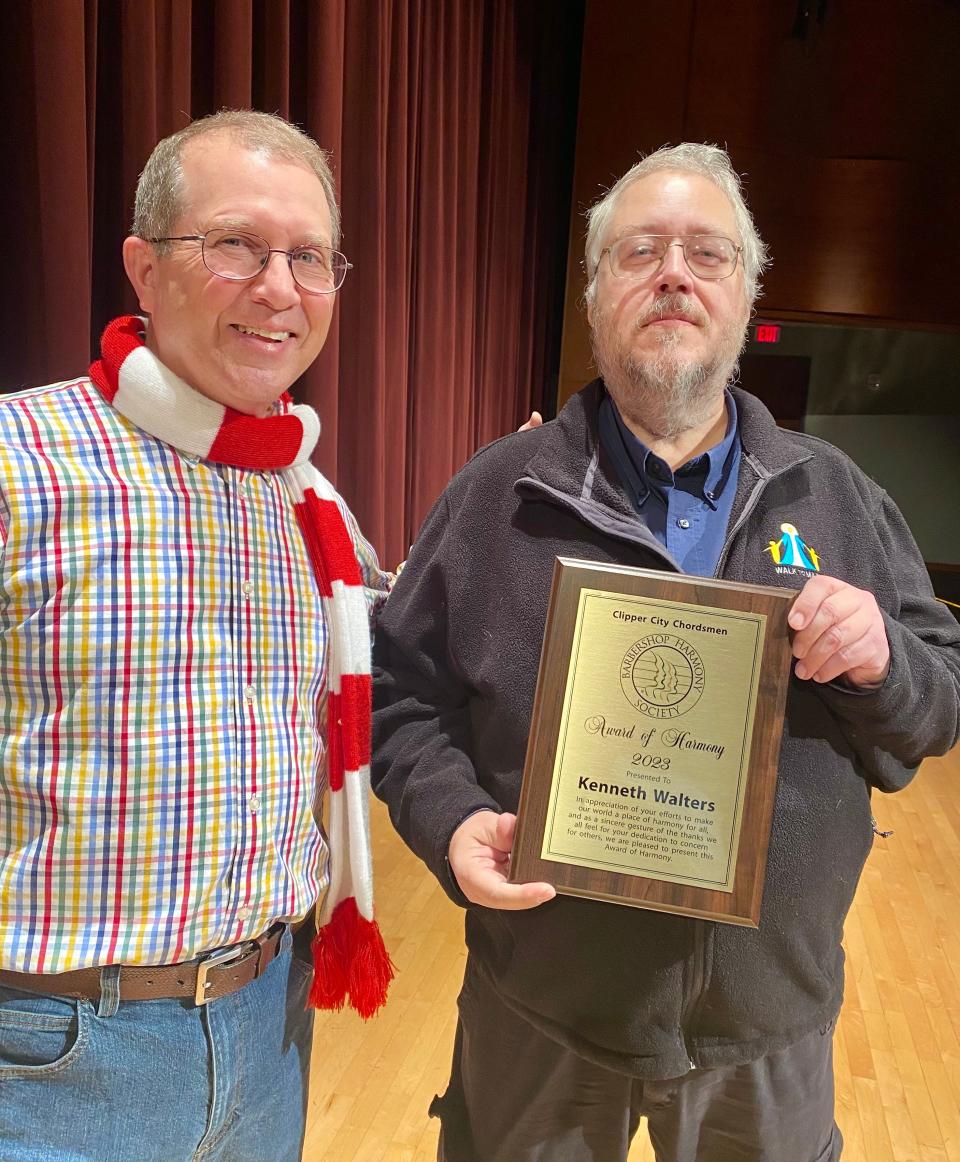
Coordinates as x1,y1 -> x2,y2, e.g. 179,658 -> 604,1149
591,301 -> 747,441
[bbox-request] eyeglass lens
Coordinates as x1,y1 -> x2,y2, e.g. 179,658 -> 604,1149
202,229 -> 348,292
609,236 -> 737,279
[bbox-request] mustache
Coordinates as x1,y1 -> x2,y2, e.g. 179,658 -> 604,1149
632,294 -> 708,331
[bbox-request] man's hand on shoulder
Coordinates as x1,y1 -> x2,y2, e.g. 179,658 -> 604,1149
518,411 -> 543,432
789,574 -> 891,689
448,810 -> 556,910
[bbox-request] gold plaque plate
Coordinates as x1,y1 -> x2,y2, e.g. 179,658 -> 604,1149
510,559 -> 795,926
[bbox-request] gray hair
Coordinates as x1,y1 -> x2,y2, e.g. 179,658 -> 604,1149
584,143 -> 769,305
132,109 -> 341,250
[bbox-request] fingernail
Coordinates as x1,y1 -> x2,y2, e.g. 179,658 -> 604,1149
795,663 -> 807,680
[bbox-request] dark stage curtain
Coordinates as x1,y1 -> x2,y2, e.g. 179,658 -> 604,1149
2,0 -> 582,566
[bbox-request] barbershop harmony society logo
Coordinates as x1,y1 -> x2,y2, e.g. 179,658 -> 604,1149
620,632 -> 705,720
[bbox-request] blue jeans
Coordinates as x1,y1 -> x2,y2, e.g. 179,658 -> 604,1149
0,929 -> 314,1161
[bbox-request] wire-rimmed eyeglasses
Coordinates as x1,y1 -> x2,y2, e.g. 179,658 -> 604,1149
601,235 -> 742,282
148,228 -> 352,294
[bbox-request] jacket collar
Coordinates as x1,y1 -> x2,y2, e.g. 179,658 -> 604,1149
514,381 -> 669,561
728,386 -> 813,478
519,381 -> 631,515
520,379 -> 812,505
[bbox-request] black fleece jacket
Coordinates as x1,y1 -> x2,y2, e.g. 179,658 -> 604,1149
372,382 -> 960,1078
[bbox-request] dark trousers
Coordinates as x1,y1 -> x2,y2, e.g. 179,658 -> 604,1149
433,961 -> 842,1162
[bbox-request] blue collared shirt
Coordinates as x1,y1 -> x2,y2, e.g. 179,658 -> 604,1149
598,390 -> 741,577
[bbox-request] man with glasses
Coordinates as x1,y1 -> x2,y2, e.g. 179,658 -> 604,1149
0,110 -> 393,1160
372,144 -> 960,1160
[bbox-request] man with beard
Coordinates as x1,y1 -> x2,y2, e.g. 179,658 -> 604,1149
372,145 -> 960,1160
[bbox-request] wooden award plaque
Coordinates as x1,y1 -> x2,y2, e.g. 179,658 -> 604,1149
509,558 -> 795,926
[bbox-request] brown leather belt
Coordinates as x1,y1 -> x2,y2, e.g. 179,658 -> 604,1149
0,922 -> 287,1007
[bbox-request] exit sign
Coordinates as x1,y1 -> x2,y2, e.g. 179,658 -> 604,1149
755,324 -> 781,344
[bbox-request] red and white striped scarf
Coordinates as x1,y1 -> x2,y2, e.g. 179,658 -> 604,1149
89,315 -> 393,1017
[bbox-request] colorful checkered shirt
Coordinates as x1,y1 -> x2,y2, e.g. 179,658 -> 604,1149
0,376 -> 389,973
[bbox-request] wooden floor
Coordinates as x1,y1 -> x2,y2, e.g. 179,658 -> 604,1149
306,744 -> 960,1161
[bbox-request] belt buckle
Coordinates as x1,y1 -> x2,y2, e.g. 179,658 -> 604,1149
194,942 -> 250,1006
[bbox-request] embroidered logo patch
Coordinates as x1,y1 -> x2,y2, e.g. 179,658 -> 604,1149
764,523 -> 821,575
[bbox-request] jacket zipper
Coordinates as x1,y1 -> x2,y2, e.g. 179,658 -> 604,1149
680,454 -> 810,1066
677,460 -> 770,1067
681,924 -> 707,1070
712,449 -> 814,579
712,457 -> 769,579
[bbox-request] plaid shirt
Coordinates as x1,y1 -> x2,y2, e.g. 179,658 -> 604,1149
0,377 -> 389,972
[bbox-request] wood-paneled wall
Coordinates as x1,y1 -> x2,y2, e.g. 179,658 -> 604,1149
558,0 -> 960,405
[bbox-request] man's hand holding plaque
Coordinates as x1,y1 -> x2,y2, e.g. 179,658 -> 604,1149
449,810 -> 555,909
789,574 -> 891,687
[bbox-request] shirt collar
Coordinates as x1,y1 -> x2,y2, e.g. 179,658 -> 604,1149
599,388 -> 740,509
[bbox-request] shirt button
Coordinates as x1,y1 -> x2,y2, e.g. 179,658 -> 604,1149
241,579 -> 255,598
248,794 -> 261,813
677,518 -> 691,529
237,905 -> 253,920
244,684 -> 257,703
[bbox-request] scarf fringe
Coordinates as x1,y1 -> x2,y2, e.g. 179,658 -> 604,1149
309,898 -> 395,1018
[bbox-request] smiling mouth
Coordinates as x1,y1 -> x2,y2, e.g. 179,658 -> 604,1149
231,324 -> 293,342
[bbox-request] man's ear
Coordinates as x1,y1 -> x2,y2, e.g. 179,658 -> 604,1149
122,236 -> 158,314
